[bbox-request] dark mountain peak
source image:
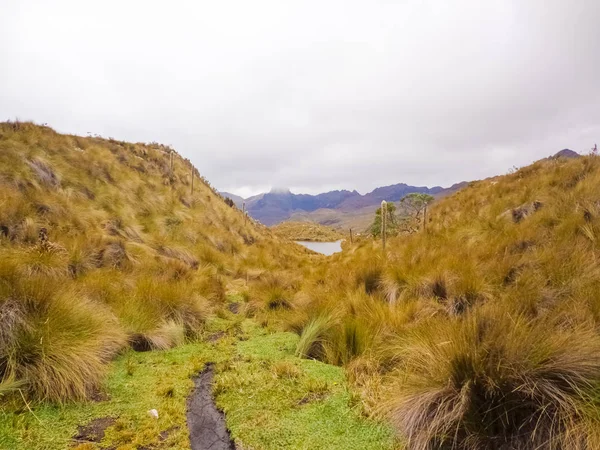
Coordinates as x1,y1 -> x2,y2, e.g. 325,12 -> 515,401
222,181 -> 466,226
553,149 -> 580,159
370,182 -> 408,194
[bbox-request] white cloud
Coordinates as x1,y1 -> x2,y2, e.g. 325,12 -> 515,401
1,0 -> 599,195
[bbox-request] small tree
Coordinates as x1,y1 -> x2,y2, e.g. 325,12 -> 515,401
400,193 -> 434,231
224,197 -> 235,208
370,202 -> 398,238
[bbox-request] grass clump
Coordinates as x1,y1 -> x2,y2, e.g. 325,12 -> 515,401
0,269 -> 126,402
0,322 -> 397,450
384,311 -> 600,449
0,340 -> 221,450
295,315 -> 333,360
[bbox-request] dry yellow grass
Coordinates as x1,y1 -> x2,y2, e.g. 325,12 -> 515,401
271,221 -> 344,242
271,154 -> 600,448
0,121 -> 306,403
4,120 -> 600,448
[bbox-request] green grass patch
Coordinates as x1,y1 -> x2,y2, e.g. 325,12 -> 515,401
1,319 -> 397,450
215,325 -> 398,450
0,339 -> 228,450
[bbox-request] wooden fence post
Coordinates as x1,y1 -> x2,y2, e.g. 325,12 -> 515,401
349,228 -> 353,244
381,200 -> 387,251
190,165 -> 194,194
423,203 -> 428,232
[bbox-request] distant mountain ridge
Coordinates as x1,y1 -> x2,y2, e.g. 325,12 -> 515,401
221,150 -> 581,228
221,182 -> 466,226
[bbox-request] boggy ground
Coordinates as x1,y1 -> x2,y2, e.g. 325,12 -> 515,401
0,312 -> 397,450
187,364 -> 234,450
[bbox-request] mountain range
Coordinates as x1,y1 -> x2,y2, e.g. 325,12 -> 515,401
221,149 -> 581,230
221,181 -> 468,229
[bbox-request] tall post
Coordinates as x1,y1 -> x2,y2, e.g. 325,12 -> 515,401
190,165 -> 194,194
243,201 -> 246,225
381,200 -> 387,250
170,151 -> 174,172
423,203 -> 428,232
349,228 -> 353,244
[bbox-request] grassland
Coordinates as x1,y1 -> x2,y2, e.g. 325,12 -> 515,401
3,121 -> 600,449
268,153 -> 600,449
0,122 -> 392,449
0,121 -> 311,405
289,206 -> 378,233
271,221 -> 344,242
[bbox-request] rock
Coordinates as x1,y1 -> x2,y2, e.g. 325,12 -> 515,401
498,201 -> 543,223
148,409 -> 159,419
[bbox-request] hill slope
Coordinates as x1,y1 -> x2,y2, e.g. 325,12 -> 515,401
271,221 -> 344,242
4,122 -> 598,449
270,153 -> 600,449
0,121 -> 307,403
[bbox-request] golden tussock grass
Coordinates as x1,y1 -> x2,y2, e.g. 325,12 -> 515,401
0,121 -> 307,403
5,121 -> 600,448
272,154 -> 600,448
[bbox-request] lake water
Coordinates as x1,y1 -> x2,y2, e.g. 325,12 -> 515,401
295,240 -> 343,256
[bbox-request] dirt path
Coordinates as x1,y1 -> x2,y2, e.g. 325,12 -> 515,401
186,363 -> 235,450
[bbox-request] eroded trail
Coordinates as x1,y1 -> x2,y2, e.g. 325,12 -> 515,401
186,363 -> 235,450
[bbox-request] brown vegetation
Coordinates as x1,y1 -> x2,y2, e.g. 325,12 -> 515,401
271,221 -> 344,242
261,154 -> 600,449
0,121 -> 306,403
5,121 -> 600,449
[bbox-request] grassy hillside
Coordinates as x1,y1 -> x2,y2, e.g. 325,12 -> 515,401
4,120 -> 600,450
0,121 -> 312,404
289,206 -> 376,233
271,221 -> 344,242
261,154 -> 600,449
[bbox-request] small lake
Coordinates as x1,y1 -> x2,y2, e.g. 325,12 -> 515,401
295,240 -> 343,256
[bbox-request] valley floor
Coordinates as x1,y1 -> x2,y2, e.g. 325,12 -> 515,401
0,303 -> 396,450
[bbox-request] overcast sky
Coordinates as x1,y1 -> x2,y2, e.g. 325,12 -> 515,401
1,0 -> 599,197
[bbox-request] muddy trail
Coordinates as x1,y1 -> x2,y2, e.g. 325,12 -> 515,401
186,363 -> 236,450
